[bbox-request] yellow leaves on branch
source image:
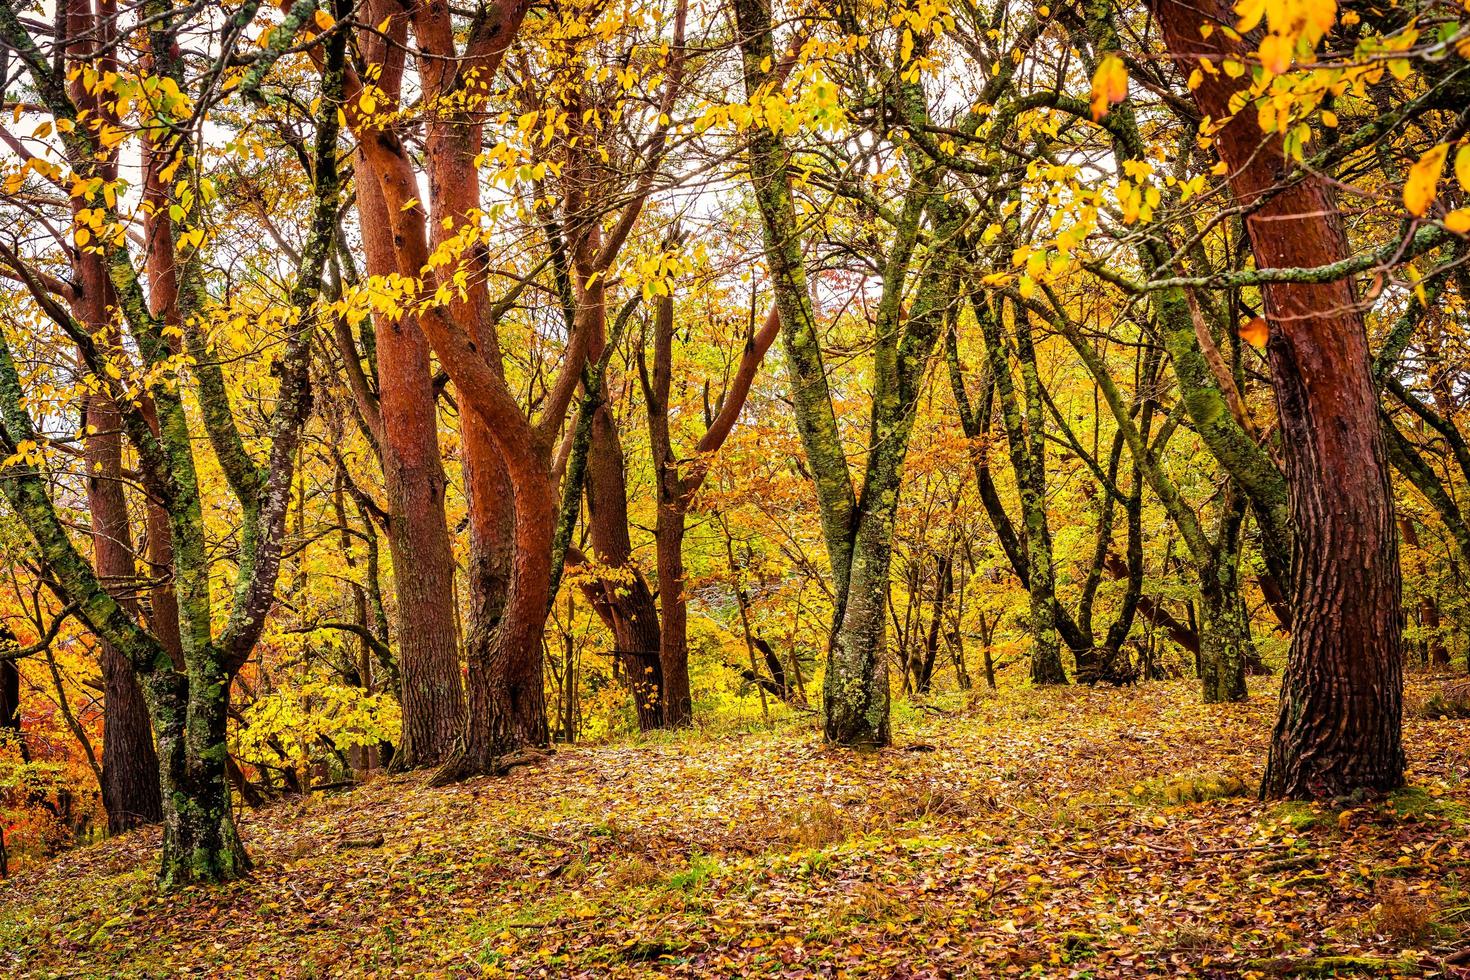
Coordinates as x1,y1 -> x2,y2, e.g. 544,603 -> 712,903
1090,55 -> 1127,121
1404,144 -> 1448,216
1235,0 -> 1337,76
1403,144 -> 1470,220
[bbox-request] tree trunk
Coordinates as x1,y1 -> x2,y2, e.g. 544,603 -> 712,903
152,668 -> 249,889
917,553 -> 952,694
585,401 -> 665,730
824,520 -> 893,747
355,150 -> 465,769
447,463 -> 553,780
973,293 -> 1066,685
1197,486 -> 1251,703
1150,0 -> 1404,798
655,498 -> 693,727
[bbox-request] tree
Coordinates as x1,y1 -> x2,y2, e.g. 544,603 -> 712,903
0,0 -> 349,882
1143,0 -> 1405,797
642,293 -> 782,726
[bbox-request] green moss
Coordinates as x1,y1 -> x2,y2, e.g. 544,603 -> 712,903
1386,788 -> 1467,824
1127,772 -> 1252,805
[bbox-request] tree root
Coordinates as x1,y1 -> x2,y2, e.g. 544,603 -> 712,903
428,744 -> 553,788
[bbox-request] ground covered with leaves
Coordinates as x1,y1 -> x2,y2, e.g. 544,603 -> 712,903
2,679 -> 1468,978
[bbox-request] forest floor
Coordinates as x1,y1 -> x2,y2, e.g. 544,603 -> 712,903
2,677 -> 1469,979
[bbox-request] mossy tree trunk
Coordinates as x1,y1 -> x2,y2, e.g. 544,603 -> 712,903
1197,487 -> 1251,704
734,0 -> 968,745
972,292 -> 1066,686
0,0 -> 349,884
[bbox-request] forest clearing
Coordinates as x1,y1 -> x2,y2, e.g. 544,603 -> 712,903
2,679 -> 1468,978
4,0 -> 1470,975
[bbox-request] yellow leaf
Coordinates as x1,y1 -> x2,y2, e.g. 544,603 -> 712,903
1258,34 -> 1292,74
1234,0 -> 1266,33
1240,316 -> 1269,349
1404,143 -> 1449,216
1090,54 -> 1128,121
1455,146 -> 1470,193
313,9 -> 335,30
1445,208 -> 1470,234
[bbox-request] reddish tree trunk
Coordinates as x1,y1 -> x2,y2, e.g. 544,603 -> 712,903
1150,0 -> 1404,798
585,398 -> 665,730
409,1 -> 550,770
356,108 -> 554,781
355,149 -> 465,768
66,4 -> 161,829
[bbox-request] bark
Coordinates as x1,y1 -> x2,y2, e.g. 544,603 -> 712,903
1149,0 -> 1404,798
641,288 -> 782,727
654,510 -> 691,725
972,293 -> 1066,685
915,553 -> 953,694
354,148 -> 465,769
1198,488 -> 1251,704
63,0 -> 161,835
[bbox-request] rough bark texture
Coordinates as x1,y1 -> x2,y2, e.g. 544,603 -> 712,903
355,148 -> 465,769
64,0 -> 161,835
973,294 -> 1066,686
1150,0 -> 1404,798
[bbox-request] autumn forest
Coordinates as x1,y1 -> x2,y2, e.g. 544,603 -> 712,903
1,0 -> 1469,975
